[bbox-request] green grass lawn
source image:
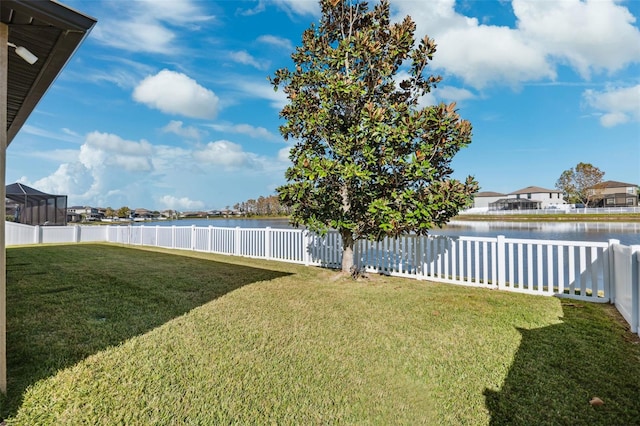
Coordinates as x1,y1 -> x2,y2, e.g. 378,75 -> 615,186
2,244 -> 639,424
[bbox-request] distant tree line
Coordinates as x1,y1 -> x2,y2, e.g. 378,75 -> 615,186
234,195 -> 291,217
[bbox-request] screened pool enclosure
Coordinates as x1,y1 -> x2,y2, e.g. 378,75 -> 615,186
5,183 -> 67,226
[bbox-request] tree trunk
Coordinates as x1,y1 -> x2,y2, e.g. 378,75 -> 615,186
340,229 -> 354,273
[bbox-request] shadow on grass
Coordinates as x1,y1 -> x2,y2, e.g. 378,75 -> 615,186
484,302 -> 640,425
3,244 -> 290,418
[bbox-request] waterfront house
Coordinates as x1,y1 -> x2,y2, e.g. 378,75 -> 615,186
67,205 -> 101,221
132,208 -> 157,220
587,180 -> 639,207
484,186 -> 566,211
472,191 -> 506,209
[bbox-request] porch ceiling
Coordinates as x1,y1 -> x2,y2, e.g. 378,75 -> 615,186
1,0 -> 96,145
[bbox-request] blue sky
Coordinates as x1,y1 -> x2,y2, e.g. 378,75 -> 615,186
8,0 -> 640,211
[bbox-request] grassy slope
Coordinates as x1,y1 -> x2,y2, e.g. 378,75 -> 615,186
4,244 -> 640,425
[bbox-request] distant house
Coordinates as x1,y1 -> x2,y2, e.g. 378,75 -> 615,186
487,186 -> 566,211
160,210 -> 177,219
67,205 -> 101,221
473,192 -> 506,209
588,181 -> 638,207
132,208 -> 156,220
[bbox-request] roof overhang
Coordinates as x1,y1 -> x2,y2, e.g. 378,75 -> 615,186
2,0 -> 96,145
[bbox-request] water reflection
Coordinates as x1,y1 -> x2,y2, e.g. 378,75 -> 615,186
438,221 -> 640,246
136,218 -> 640,246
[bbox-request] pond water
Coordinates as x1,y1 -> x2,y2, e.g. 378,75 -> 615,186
134,218 -> 640,246
438,220 -> 640,246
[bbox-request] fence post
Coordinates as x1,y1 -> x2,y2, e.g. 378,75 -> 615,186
171,226 -> 176,249
208,226 -> 213,253
607,239 -> 620,303
631,246 -> 640,335
416,235 -> 424,280
497,235 -> 506,290
33,225 -> 40,244
264,227 -> 271,260
191,225 -> 196,251
74,225 -> 80,243
234,227 -> 241,256
354,238 -> 361,271
303,230 -> 312,266
156,225 -> 159,247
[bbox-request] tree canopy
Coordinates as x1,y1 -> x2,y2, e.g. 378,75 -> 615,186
555,162 -> 605,206
270,0 -> 477,272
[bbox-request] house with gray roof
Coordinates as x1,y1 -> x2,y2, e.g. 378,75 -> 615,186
473,186 -> 567,211
472,191 -> 506,209
588,180 -> 638,207
506,186 -> 566,208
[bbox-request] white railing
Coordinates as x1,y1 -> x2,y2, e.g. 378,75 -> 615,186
5,222 -> 639,336
354,234 -> 611,301
611,244 -> 640,334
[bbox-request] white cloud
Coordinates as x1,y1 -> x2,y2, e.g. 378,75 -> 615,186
583,85 -> 640,127
393,70 -> 474,107
437,25 -> 554,89
152,145 -> 194,173
162,120 -> 205,140
236,80 -> 288,110
208,123 -> 279,140
29,149 -> 80,164
158,195 -> 205,210
76,57 -> 156,90
239,1 -> 266,16
392,0 -> 640,89
21,124 -> 83,144
513,0 -> 640,78
273,0 -> 319,17
278,146 -> 292,163
600,112 -> 630,128
31,163 -> 93,197
22,132 -> 157,208
131,0 -> 213,25
92,0 -> 214,54
193,140 -> 262,169
17,128 -> 286,210
436,86 -> 476,103
257,35 -> 294,51
80,132 -> 153,172
229,50 -> 270,70
133,70 -> 220,119
85,67 -> 142,89
93,21 -> 176,54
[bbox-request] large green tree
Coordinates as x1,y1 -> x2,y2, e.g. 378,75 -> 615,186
271,0 -> 477,273
116,206 -> 131,219
555,162 -> 605,206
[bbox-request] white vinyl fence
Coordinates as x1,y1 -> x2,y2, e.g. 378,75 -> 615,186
611,244 -> 640,334
6,222 -> 640,336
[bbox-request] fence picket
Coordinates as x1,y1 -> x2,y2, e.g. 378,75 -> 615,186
8,221 -> 639,336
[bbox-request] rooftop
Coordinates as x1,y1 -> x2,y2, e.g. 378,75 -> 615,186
510,186 -> 561,195
475,191 -> 505,197
590,180 -> 638,189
